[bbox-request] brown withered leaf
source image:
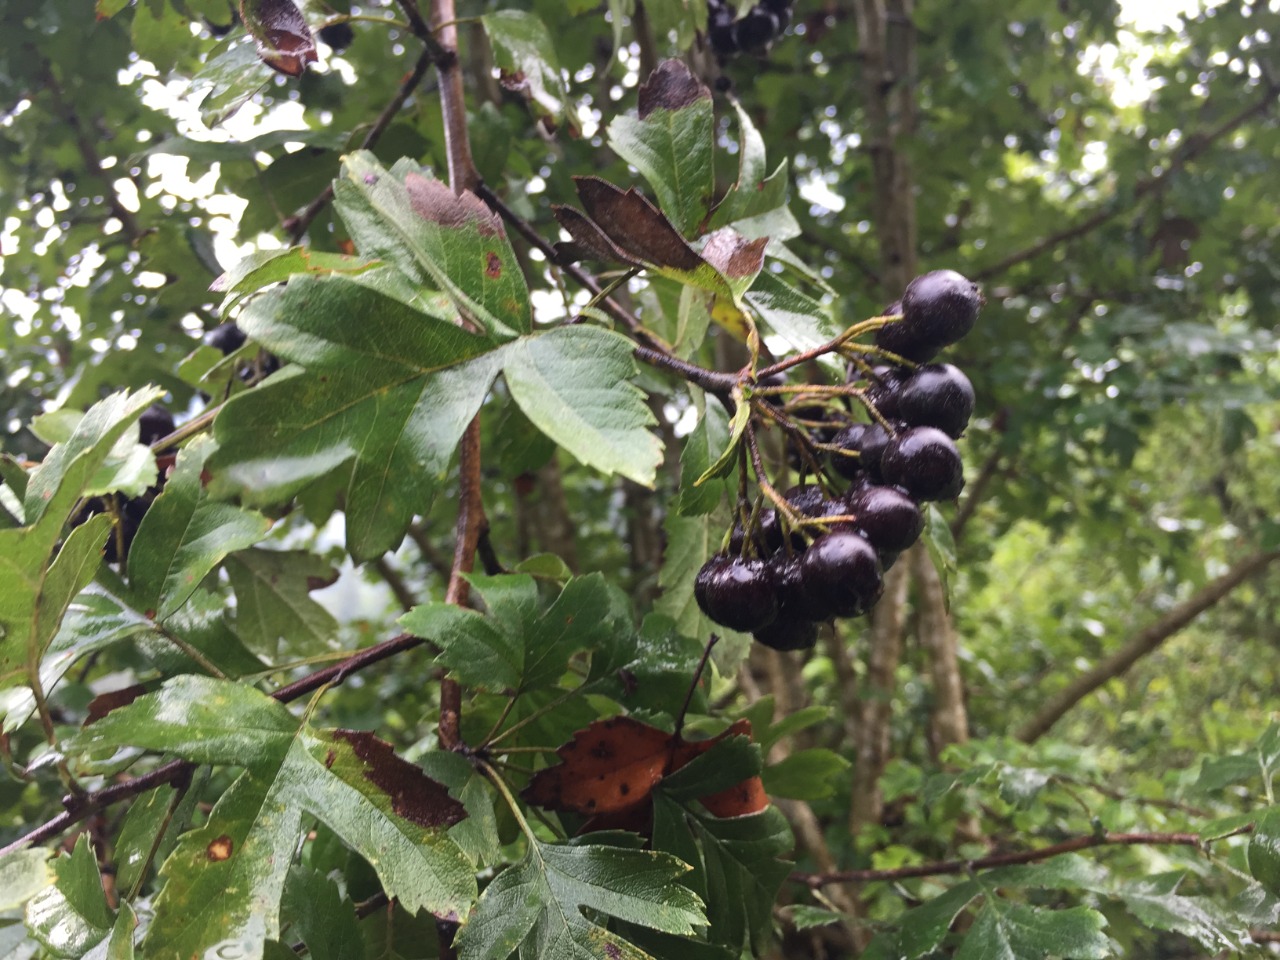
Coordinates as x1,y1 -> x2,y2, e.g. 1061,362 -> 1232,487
638,60 -> 711,120
334,729 -> 466,829
551,205 -> 638,266
700,229 -> 768,283
84,684 -> 151,727
522,716 -> 767,823
240,0 -> 318,77
573,177 -> 706,273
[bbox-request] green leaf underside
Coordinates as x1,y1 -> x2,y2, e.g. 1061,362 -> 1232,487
955,899 -> 1110,960
225,549 -> 339,661
454,838 -> 705,960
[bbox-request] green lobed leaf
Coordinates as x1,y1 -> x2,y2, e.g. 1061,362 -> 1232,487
481,11 -> 574,134
744,272 -> 840,355
146,726 -> 473,960
891,881 -> 981,959
24,836 -> 113,959
128,436 -> 271,620
503,326 -> 662,487
762,749 -> 852,801
607,60 -> 714,237
225,549 -> 339,662
954,899 -> 1110,960
187,36 -> 269,126
454,837 -> 705,960
279,866 -> 362,960
211,247 -> 375,312
1196,722 -> 1280,794
694,389 -> 749,487
114,782 -> 201,897
709,101 -> 790,231
1249,807 -> 1280,899
0,850 -> 52,912
650,798 -> 792,954
70,675 -> 299,768
418,751 -> 503,868
333,153 -> 530,340
1117,872 -> 1247,953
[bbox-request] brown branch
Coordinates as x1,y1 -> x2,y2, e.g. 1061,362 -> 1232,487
285,45 -> 437,242
796,828 -> 1243,888
1016,550 -> 1280,744
429,0 -> 483,752
0,632 -> 428,859
973,84 -> 1279,281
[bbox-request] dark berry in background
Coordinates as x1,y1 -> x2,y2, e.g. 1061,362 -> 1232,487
318,21 -> 355,52
880,426 -> 965,501
205,322 -> 247,356
137,404 -> 175,446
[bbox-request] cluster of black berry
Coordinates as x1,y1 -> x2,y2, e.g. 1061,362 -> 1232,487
204,321 -> 280,379
707,0 -> 793,57
695,270 -> 982,652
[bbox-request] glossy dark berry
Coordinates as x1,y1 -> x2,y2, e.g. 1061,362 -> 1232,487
875,270 -> 981,362
754,616 -> 818,651
696,556 -> 778,632
894,363 -> 975,438
880,426 -> 964,501
800,530 -> 883,618
734,9 -> 778,50
831,422 -> 894,483
137,404 -> 175,446
204,322 -> 247,355
756,484 -> 827,551
847,484 -> 924,553
318,21 -> 355,52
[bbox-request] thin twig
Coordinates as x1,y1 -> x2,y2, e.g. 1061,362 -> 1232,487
795,827 -> 1250,888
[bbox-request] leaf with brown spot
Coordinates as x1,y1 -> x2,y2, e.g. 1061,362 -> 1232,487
205,835 -> 234,862
637,59 -> 711,119
239,0 -> 317,76
700,229 -> 768,300
332,729 -> 465,829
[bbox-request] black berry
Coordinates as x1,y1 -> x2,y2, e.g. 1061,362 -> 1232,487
875,270 -> 981,361
880,426 -> 964,501
318,21 -> 355,52
734,9 -> 779,50
800,530 -> 883,618
695,556 -> 778,632
847,484 -> 924,553
754,617 -> 818,651
137,404 -> 175,446
204,322 -> 247,355
894,363 -> 975,438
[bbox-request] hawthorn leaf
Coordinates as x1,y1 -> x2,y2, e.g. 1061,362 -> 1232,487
102,902 -> 137,960
22,387 -> 163,526
709,101 -> 789,230
453,838 -> 705,960
503,326 -> 662,487
280,867 -> 362,960
481,11 -> 573,133
955,899 -> 1110,960
607,60 -> 714,236
28,409 -> 156,500
70,675 -> 299,769
694,389 -> 749,487
651,797 -> 791,953
744,272 -> 839,354
24,836 -> 113,959
225,549 -> 339,661
239,0 -> 317,76
761,749 -> 851,801
188,36 -> 269,126
890,881 -> 981,959
334,153 -> 530,340
211,247 -> 375,311
1117,873 -> 1246,953
114,783 -> 200,896
1249,807 -> 1280,898
699,230 -> 768,302
211,276 -> 504,559
128,436 -> 271,621
418,751 -> 504,867
1196,722 -> 1280,794
404,574 -> 614,695
146,726 -> 473,960
0,850 -> 52,911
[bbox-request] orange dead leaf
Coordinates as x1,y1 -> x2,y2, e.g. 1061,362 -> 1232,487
521,716 -> 767,824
